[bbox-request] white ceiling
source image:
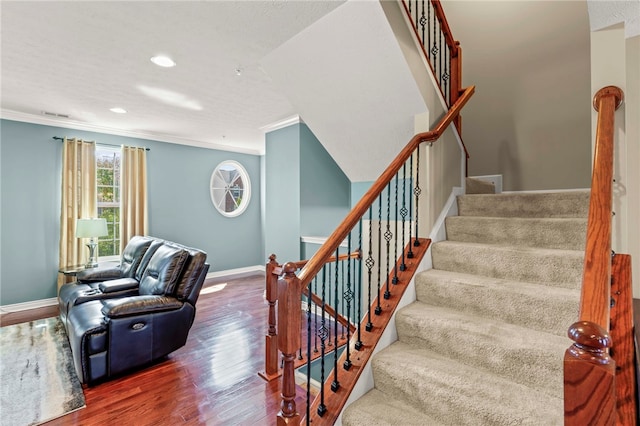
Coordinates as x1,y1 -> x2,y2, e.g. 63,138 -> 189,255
262,0 -> 428,182
0,0 -> 345,155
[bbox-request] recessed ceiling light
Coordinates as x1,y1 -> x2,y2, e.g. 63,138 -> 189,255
150,55 -> 176,68
110,107 -> 127,114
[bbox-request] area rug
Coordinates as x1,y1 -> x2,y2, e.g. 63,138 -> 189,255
0,317 -> 85,425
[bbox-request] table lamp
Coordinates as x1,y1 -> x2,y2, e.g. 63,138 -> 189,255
76,218 -> 108,268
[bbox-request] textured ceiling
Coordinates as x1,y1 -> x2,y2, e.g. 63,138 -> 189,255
0,0 -> 345,154
587,0 -> 640,38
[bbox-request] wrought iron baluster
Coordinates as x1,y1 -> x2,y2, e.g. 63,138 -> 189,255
313,275 -> 319,353
392,172 -> 400,284
344,231 -> 353,370
414,148 -> 421,247
384,182 -> 392,299
443,44 -> 450,105
306,279 -> 312,423
355,219 -> 364,350
407,153 -> 415,258
432,2 -> 437,67
400,161 -> 408,271
317,266 -> 328,417
365,206 -> 374,332
420,0 -> 426,49
439,20 -> 443,93
340,259 -> 345,339
375,194 -> 382,315
327,262 -> 333,347
426,1 -> 431,57
332,248 -> 340,392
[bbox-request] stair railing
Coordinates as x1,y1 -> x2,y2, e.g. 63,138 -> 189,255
260,252 -> 359,382
564,86 -> 636,424
401,0 -> 468,174
275,85 -> 474,425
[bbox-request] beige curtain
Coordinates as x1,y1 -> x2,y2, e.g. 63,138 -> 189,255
120,146 -> 148,252
58,138 -> 97,287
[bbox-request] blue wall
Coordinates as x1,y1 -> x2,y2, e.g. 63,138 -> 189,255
265,122 -> 351,265
264,124 -> 301,265
300,124 -> 350,237
0,119 -> 262,305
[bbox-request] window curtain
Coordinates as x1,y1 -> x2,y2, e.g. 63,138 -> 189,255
120,146 -> 148,252
58,138 -> 96,288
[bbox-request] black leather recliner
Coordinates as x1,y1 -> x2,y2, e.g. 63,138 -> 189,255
58,236 -> 209,385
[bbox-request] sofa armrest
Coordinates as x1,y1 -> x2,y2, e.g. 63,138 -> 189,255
98,278 -> 139,294
77,262 -> 121,283
101,295 -> 183,318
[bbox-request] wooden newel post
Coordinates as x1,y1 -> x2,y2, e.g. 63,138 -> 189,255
260,254 -> 280,380
564,321 -> 616,425
277,262 -> 302,426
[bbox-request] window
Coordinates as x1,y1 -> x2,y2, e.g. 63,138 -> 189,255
210,161 -> 251,217
96,146 -> 121,257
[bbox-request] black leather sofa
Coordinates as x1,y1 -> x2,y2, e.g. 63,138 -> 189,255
58,236 -> 209,385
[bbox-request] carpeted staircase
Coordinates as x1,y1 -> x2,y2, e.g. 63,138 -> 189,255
343,189 -> 589,425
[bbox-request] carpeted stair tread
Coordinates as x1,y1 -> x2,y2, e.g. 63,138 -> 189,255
395,302 -> 567,397
342,388 -> 445,426
445,216 -> 587,250
415,269 -> 579,336
457,191 -> 589,218
431,240 -> 583,287
370,342 -> 563,425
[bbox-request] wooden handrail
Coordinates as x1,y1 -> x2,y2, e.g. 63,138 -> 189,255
564,85 -> 624,425
298,85 -> 475,288
274,251 -> 361,274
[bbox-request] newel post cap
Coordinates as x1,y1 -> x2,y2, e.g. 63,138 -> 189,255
593,86 -> 624,112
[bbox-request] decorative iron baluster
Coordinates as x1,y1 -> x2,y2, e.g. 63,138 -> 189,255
407,153 -> 415,259
306,279 -> 313,423
431,3 -> 438,68
443,45 -> 450,106
355,219 -> 364,350
332,248 -> 340,392
414,148 -> 421,247
340,259 -> 345,340
313,275 -> 319,353
365,206 -> 374,332
384,182 -> 392,299
344,231 -> 353,370
439,20 -> 443,94
392,172 -> 400,284
317,265 -> 328,417
420,0 -> 426,50
327,262 -> 333,348
375,194 -> 382,315
426,1 -> 431,59
400,161 -> 408,271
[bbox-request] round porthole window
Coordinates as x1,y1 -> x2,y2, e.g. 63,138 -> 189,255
210,161 -> 251,217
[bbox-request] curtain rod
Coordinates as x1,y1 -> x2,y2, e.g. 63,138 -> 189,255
52,136 -> 150,151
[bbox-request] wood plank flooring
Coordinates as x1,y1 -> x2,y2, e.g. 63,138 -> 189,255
1,274 -> 306,425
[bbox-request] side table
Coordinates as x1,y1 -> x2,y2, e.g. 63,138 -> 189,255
58,264 -> 90,277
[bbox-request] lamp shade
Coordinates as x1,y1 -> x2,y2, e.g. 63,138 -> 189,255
76,218 -> 108,238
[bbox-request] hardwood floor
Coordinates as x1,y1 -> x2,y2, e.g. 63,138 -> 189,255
1,273 -> 307,425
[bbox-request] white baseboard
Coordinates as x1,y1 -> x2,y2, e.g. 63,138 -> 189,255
0,265 -> 267,313
205,265 -> 265,280
0,297 -> 58,314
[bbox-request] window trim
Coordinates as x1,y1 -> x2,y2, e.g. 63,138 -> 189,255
210,160 -> 251,218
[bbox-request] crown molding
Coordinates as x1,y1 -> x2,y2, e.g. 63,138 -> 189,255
259,114 -> 303,134
1,109 -> 264,156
